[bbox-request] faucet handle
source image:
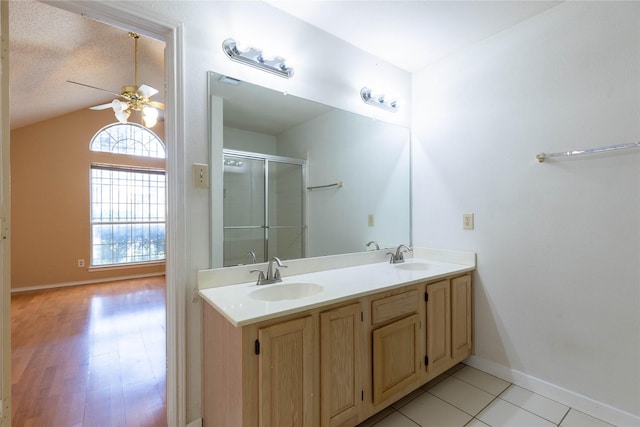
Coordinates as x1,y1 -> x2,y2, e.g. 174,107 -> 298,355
250,269 -> 266,285
273,265 -> 287,280
386,251 -> 395,263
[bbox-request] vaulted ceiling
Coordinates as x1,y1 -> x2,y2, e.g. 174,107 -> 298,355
9,0 -> 165,130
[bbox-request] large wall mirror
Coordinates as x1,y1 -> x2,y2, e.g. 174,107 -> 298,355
208,71 -> 411,267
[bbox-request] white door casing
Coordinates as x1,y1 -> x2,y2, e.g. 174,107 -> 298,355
22,1 -> 187,425
0,1 -> 10,424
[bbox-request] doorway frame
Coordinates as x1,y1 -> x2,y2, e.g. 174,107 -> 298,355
10,2 -> 187,425
1,1 -> 10,425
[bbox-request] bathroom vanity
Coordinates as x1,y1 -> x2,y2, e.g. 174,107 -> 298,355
198,249 -> 475,427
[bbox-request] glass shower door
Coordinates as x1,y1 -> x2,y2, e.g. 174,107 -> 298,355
223,154 -> 265,266
267,161 -> 304,262
223,151 -> 305,267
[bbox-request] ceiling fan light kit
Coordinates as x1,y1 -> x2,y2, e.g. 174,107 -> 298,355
68,31 -> 164,128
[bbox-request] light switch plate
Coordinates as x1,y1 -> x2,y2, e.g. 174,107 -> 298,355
463,213 -> 474,230
193,163 -> 209,189
368,214 -> 375,227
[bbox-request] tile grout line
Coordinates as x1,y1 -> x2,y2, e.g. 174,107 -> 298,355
369,365 -> 616,427
429,370 -> 556,426
431,372 -> 509,416
394,410 -> 423,427
496,384 -> 572,426
425,389 -> 499,421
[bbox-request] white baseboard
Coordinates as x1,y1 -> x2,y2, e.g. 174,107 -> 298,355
465,355 -> 640,427
11,272 -> 165,293
185,418 -> 202,427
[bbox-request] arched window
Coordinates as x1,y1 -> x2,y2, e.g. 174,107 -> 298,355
89,123 -> 166,267
90,123 -> 165,158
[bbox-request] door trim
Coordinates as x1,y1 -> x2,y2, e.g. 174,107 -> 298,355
39,2 -> 187,425
1,1 -> 11,424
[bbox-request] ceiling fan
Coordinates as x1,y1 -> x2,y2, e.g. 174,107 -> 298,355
67,32 -> 164,128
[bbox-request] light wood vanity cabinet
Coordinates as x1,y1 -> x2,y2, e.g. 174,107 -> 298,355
423,274 -> 473,381
202,272 -> 472,427
451,274 -> 472,361
370,289 -> 421,407
320,302 -> 364,427
258,316 -> 315,427
425,280 -> 451,377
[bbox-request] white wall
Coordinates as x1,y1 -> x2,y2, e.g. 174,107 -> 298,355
105,1 -> 410,423
224,126 -> 277,154
412,1 -> 640,421
278,109 -> 411,256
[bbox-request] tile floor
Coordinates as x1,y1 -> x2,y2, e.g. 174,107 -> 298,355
358,364 -> 615,427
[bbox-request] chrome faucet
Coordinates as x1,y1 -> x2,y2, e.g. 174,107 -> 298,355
387,244 -> 412,264
250,256 -> 288,285
366,241 -> 380,250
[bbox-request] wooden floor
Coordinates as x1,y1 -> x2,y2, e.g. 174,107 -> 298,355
11,277 -> 167,427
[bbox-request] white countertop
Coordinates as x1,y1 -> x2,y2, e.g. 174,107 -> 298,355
198,254 -> 475,327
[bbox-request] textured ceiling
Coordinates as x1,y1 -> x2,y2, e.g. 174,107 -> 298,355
9,0 -> 165,130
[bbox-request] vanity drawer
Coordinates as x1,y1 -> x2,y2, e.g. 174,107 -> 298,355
371,289 -> 419,325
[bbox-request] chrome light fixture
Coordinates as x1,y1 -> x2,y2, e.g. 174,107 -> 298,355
224,159 -> 244,167
360,87 -> 399,113
222,38 -> 294,78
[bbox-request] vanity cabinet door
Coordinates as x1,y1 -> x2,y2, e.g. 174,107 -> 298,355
372,314 -> 421,405
320,303 -> 363,427
257,316 -> 315,427
451,274 -> 472,362
425,280 -> 451,377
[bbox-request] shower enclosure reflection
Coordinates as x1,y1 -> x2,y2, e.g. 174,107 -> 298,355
223,151 -> 304,266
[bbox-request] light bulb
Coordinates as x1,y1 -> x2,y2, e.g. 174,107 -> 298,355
260,49 -> 276,61
142,106 -> 158,128
111,99 -> 129,113
235,40 -> 251,53
115,110 -> 130,123
143,116 -> 157,128
143,106 -> 158,120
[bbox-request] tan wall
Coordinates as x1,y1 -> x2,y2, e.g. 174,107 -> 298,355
10,108 -> 166,290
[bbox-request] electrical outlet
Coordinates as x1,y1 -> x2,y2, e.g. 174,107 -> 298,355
77,259 -> 85,268
463,213 -> 474,230
368,214 -> 375,227
192,163 -> 209,189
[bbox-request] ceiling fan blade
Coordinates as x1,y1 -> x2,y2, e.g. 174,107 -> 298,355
137,84 -> 159,98
67,80 -> 121,97
89,103 -> 113,111
147,100 -> 165,110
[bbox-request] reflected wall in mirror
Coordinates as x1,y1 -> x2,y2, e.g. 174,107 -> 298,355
209,71 -> 411,267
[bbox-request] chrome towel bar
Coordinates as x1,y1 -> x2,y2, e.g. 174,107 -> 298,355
306,181 -> 344,191
536,141 -> 640,162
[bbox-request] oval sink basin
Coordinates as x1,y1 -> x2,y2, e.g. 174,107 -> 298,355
394,262 -> 430,271
250,282 -> 323,301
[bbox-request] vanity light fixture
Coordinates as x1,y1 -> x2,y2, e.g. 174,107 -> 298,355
222,38 -> 294,79
360,87 -> 399,113
224,159 -> 244,167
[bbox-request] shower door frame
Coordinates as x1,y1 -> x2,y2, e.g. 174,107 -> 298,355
223,149 -> 307,265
